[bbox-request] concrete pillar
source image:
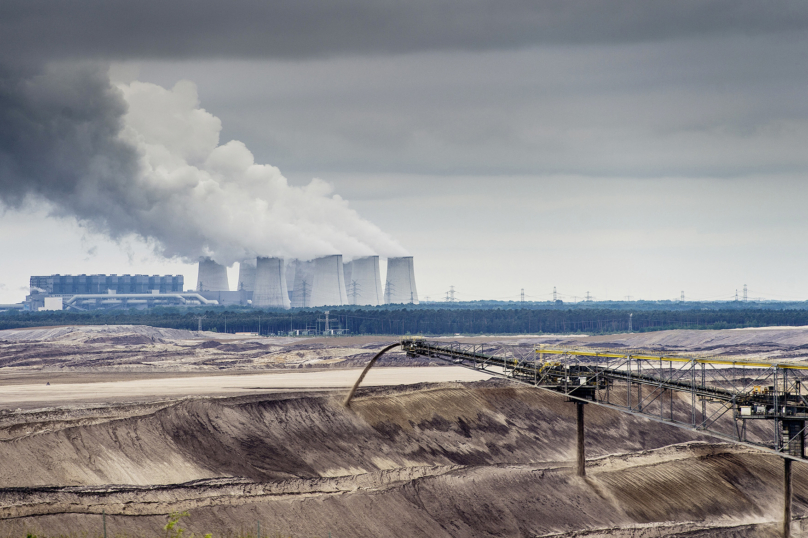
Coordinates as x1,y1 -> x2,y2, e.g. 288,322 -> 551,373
577,401 -> 586,477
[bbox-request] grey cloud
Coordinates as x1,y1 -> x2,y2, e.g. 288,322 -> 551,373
0,62 -> 141,231
2,1 -> 808,62
135,32 -> 808,180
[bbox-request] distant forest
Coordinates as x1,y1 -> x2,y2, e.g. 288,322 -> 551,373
3,302 -> 808,335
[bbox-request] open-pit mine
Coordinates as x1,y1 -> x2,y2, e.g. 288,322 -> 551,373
1,325 -> 808,536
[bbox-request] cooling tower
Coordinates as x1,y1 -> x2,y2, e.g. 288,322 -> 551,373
285,261 -> 295,297
345,256 -> 383,306
343,261 -> 353,287
237,259 -> 256,291
310,255 -> 348,307
252,257 -> 290,309
197,257 -> 229,292
289,260 -> 315,308
384,256 -> 419,304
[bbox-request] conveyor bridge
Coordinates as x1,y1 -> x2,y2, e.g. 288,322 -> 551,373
344,337 -> 808,537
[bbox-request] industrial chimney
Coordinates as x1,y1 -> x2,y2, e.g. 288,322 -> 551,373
237,259 -> 256,291
197,257 -> 229,291
311,255 -> 348,307
252,257 -> 290,309
345,256 -> 383,306
289,259 -> 315,308
384,256 -> 418,304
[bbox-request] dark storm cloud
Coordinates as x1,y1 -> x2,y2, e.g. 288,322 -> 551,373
0,62 -> 141,231
2,0 -> 808,61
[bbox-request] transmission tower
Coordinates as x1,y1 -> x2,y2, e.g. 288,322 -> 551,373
680,291 -> 685,303
348,280 -> 361,305
553,286 -> 557,302
521,288 -> 525,305
300,280 -> 310,307
735,289 -> 739,302
585,291 -> 592,302
449,286 -> 456,302
743,284 -> 747,302
385,280 -> 395,303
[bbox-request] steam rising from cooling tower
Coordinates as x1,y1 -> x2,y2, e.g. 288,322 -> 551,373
252,257 -> 290,309
197,258 -> 229,291
311,255 -> 348,307
0,66 -> 409,269
385,256 -> 419,304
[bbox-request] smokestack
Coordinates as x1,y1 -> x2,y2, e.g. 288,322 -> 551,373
197,257 -> 229,291
289,259 -> 315,308
385,256 -> 418,304
311,255 -> 348,307
237,259 -> 256,291
346,256 -> 383,306
252,257 -> 290,309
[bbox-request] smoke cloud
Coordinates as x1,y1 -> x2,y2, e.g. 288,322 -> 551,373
0,62 -> 409,266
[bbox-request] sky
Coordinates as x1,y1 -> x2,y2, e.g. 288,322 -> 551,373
1,1 -> 808,304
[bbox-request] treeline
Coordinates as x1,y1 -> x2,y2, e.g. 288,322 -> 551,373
3,307 -> 808,335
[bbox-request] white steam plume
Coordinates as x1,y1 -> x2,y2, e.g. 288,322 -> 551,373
116,79 -> 408,265
0,63 -> 408,268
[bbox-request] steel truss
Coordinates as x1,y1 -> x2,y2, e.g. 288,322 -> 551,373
400,338 -> 808,461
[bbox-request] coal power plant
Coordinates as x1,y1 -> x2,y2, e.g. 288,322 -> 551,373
17,254 -> 418,312
203,254 -> 418,308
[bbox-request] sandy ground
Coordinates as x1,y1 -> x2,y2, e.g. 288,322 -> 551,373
0,366 -> 490,408
2,324 -> 808,536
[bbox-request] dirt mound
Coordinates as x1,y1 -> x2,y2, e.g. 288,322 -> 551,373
0,381 -> 699,486
85,335 -> 157,345
0,325 -> 198,343
0,380 -> 802,536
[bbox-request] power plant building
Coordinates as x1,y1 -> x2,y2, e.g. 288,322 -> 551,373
344,256 -> 383,306
310,255 -> 348,307
23,273 -> 221,311
30,274 -> 184,295
252,257 -> 291,309
197,257 -> 229,292
385,256 -> 419,304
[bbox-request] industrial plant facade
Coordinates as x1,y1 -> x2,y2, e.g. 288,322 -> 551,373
30,274 -> 184,295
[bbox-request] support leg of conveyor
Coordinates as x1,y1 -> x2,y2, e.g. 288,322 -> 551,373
784,457 -> 792,538
577,401 -> 586,477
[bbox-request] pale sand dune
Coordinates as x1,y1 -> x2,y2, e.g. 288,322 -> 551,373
0,366 -> 490,407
